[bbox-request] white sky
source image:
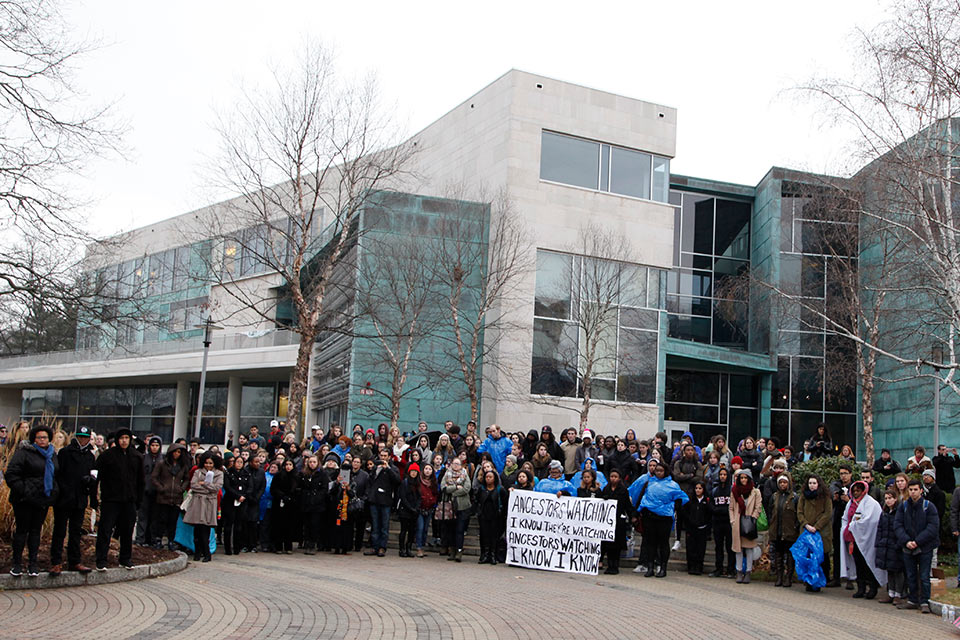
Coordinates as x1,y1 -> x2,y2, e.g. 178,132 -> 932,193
64,0 -> 892,238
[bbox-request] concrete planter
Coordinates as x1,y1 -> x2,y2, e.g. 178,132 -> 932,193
0,552 -> 188,590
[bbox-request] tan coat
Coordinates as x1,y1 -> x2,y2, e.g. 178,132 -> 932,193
183,468 -> 223,527
729,487 -> 762,552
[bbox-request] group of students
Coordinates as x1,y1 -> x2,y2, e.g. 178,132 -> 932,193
3,418 -> 958,616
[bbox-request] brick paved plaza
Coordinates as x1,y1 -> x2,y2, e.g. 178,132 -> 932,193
0,552 -> 951,639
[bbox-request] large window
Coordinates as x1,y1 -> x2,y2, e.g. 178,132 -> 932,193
539,131 -> 670,203
531,249 -> 663,404
667,190 -> 751,349
664,370 -> 759,447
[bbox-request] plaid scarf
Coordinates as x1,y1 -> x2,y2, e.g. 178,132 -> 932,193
336,488 -> 349,525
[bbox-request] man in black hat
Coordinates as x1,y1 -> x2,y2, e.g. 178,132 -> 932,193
95,427 -> 144,571
50,425 -> 98,576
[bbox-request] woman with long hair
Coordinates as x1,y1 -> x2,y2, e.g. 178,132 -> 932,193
475,469 -> 508,565
183,453 -> 224,563
416,462 -> 438,557
397,463 -> 421,557
531,442 -> 552,479
297,454 -> 328,555
433,434 -> 456,466
729,469 -> 762,583
797,473 -> 833,593
601,468 -> 634,575
270,458 -> 299,554
439,457 -> 472,562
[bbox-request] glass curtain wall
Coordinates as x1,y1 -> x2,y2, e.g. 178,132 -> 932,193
664,370 -> 759,447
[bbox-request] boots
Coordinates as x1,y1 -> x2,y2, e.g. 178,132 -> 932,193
773,554 -> 783,587
644,564 -> 655,577
742,571 -> 751,584
736,571 -> 744,583
782,557 -> 793,588
852,580 -> 866,598
865,584 -> 877,600
655,564 -> 666,578
447,548 -> 456,561
478,548 -> 488,564
455,550 -> 463,563
489,552 -> 498,566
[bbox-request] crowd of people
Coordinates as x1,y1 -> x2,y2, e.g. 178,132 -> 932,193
2,417 -> 958,615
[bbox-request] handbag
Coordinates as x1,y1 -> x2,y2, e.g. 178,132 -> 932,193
180,490 -> 194,512
435,494 -> 455,521
757,505 -> 768,532
740,515 -> 758,540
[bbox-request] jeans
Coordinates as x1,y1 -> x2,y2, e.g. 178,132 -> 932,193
415,510 -> 433,548
369,504 -> 391,550
51,506 -> 85,566
902,549 -> 933,604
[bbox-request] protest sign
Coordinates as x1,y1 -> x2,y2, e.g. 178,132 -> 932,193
505,489 -> 617,575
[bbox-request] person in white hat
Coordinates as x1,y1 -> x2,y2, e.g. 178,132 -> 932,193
574,430 -> 598,470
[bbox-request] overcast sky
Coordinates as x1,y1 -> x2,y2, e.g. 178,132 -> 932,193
65,0 -> 892,238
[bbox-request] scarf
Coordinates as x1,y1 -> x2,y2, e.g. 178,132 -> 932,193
34,443 -> 55,497
731,474 -> 754,513
503,462 -> 518,476
803,487 -> 819,499
337,487 -> 349,524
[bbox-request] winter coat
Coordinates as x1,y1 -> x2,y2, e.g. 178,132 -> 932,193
222,466 -> 254,515
183,468 -> 223,527
559,441 -> 579,475
672,456 -> 703,497
245,467 -> 266,522
521,431 -> 539,461
54,440 -> 96,510
894,497 -> 940,554
797,492 -> 833,555
738,449 -> 763,483
5,443 -> 60,508
768,488 -> 800,543
475,484 -> 508,522
682,495 -> 712,531
806,435 -> 835,459
574,444 -> 599,471
397,477 -> 421,519
441,469 -> 473,512
298,470 -> 329,513
932,453 -> 960,492
367,461 -> 401,507
729,486 -> 761,552
951,487 -> 960,534
96,444 -> 144,505
270,470 -> 299,510
151,444 -> 189,506
924,482 -> 946,522
350,469 -> 370,506
872,457 -> 902,476
875,507 -> 904,572
142,451 -> 162,496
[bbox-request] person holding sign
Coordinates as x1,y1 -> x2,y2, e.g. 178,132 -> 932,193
600,468 -> 635,575
535,460 -> 575,496
635,460 -> 688,578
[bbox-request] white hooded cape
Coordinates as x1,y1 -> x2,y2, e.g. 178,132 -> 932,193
839,493 -> 887,585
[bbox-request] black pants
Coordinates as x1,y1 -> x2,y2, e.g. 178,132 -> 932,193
478,516 -> 501,554
96,501 -> 136,566
831,517 -> 842,581
12,502 -> 48,566
399,516 -> 416,550
259,510 -> 273,551
152,504 -> 180,545
273,505 -> 296,552
641,511 -> 673,569
332,520 -> 353,553
686,526 -> 709,573
302,511 -> 324,550
853,543 -> 879,592
712,519 -> 735,573
352,509 -> 367,551
51,506 -> 85,566
221,508 -> 243,554
193,524 -> 211,559
135,494 -> 156,545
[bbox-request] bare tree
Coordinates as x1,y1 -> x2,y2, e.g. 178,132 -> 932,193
430,189 -> 532,423
199,43 -> 413,437
350,231 -> 443,431
531,228 -> 647,429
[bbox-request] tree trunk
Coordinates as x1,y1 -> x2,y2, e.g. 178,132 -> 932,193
286,331 -> 314,440
861,345 -> 877,468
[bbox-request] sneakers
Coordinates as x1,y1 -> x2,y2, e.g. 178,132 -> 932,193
9,565 -> 22,578
896,601 -> 919,610
27,564 -> 39,577
671,540 -> 681,552
376,549 -> 386,557
363,548 -> 378,556
48,564 -> 62,577
920,603 -> 931,614
121,562 -> 134,570
96,565 -> 107,572
633,564 -> 648,574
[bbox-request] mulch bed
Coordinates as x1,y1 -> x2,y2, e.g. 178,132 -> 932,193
0,536 -> 178,572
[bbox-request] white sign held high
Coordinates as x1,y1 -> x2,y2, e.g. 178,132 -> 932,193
505,489 -> 617,575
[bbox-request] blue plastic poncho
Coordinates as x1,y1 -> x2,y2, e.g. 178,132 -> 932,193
477,434 -> 513,473
628,474 -> 650,506
535,476 -> 576,495
635,475 -> 688,517
570,457 -> 607,490
790,529 -> 826,588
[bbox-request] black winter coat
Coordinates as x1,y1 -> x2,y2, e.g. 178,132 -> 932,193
142,451 -> 162,496
710,479 -> 732,522
894,497 -> 941,554
738,449 -> 763,483
55,440 -> 96,510
682,495 -> 712,530
298,470 -> 329,513
270,470 -> 299,509
366,462 -> 400,506
476,484 -> 509,522
397,477 -> 421,519
6,443 -> 59,507
96,445 -> 144,505
222,467 -> 254,514
924,483 -> 947,522
244,466 -> 266,521
875,507 -> 903,572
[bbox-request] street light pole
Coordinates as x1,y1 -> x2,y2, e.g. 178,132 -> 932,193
193,317 -> 223,440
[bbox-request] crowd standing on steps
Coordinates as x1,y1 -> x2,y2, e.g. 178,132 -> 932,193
3,418 -> 959,616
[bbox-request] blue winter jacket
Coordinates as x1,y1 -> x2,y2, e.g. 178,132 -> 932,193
875,507 -> 903,572
332,444 -> 350,462
477,434 -> 513,473
634,475 -> 689,517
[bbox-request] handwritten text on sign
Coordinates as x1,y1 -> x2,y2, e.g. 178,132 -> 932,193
505,489 -> 617,575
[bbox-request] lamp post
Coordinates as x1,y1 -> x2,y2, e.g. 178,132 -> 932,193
193,317 -> 223,439
932,343 -> 943,450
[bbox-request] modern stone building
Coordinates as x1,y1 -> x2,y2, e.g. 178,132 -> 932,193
4,69 -> 931,460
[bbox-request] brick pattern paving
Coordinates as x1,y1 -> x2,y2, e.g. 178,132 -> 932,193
0,551 -> 951,639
